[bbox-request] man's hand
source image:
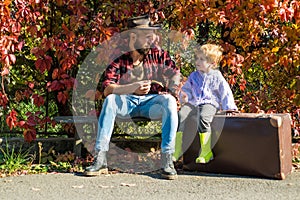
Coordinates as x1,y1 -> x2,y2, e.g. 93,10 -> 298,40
104,80 -> 151,96
133,80 -> 151,95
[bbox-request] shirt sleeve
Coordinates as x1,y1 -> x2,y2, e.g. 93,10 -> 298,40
161,50 -> 181,94
180,76 -> 194,104
217,71 -> 238,110
101,58 -> 121,91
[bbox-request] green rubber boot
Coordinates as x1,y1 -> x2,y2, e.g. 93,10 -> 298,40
173,131 -> 183,161
195,132 -> 214,164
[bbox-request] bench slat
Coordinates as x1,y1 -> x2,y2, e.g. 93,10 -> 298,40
54,116 -> 161,123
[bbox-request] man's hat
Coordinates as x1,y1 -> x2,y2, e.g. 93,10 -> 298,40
127,15 -> 161,30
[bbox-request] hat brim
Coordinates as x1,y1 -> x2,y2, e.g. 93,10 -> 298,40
120,25 -> 161,38
132,24 -> 161,30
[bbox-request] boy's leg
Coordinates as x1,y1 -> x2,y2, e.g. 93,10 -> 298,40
174,103 -> 194,161
195,104 -> 217,164
177,103 -> 194,132
173,131 -> 183,161
195,132 -> 214,163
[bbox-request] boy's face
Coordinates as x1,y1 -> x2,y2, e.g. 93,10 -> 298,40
195,53 -> 212,73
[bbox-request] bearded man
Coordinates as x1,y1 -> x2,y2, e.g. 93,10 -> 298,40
84,15 -> 181,180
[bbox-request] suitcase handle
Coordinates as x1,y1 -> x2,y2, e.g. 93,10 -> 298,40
216,110 -> 240,115
216,111 -> 269,118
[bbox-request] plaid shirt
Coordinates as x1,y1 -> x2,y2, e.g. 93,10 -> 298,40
102,46 -> 180,94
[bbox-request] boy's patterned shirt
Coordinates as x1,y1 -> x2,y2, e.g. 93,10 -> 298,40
180,69 -> 237,110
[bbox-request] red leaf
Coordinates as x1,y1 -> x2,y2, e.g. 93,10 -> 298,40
32,94 -> 45,107
239,79 -> 247,91
35,56 -> 52,73
76,46 -> 84,51
57,91 -> 68,104
23,129 -> 36,143
27,25 -> 38,36
27,116 -> 37,127
9,54 -> 16,64
28,82 -> 35,89
30,47 -> 43,56
6,110 -> 18,130
63,79 -> 74,90
35,58 -> 46,73
228,75 -> 236,85
1,67 -> 9,76
42,38 -> 53,51
52,68 -> 59,79
48,80 -> 64,91
17,41 -> 24,51
23,89 -> 32,98
236,67 -> 242,75
19,121 -> 26,127
44,55 -> 53,70
61,73 -> 69,79
4,54 -> 10,66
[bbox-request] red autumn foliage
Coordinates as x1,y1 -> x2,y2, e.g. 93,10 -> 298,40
0,0 -> 298,141
6,109 -> 18,130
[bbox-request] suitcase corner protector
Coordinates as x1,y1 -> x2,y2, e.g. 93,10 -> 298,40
274,172 -> 286,180
269,116 -> 282,128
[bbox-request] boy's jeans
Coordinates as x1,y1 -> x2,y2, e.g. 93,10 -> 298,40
95,93 -> 178,154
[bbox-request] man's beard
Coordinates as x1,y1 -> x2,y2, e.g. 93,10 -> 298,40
134,40 -> 150,55
137,48 -> 150,55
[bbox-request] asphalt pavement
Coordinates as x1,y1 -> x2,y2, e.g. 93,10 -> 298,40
1,169 -> 300,200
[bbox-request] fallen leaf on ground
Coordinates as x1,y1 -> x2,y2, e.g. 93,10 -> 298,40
121,183 -> 136,187
72,185 -> 84,189
31,187 -> 41,191
99,185 -> 114,188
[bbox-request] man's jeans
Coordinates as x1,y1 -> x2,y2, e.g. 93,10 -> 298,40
95,94 -> 178,154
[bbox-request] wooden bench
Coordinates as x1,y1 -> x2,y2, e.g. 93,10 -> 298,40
54,116 -> 162,156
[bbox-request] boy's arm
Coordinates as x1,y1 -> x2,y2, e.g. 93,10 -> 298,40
218,72 -> 238,110
179,78 -> 193,105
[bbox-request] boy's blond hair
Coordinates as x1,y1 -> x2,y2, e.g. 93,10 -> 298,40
195,44 -> 223,69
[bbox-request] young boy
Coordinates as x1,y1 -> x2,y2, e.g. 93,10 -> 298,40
174,44 -> 238,163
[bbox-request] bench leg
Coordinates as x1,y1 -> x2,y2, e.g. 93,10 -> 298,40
73,127 -> 83,157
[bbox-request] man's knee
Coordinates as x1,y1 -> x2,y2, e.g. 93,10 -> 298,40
162,94 -> 177,108
102,94 -> 122,110
105,93 -> 118,101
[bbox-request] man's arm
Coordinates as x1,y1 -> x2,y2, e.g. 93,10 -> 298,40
161,51 -> 181,97
103,80 -> 151,97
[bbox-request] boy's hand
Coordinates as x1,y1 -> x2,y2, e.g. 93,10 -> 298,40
181,91 -> 188,104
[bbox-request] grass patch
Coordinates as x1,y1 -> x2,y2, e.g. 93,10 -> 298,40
0,140 -> 35,175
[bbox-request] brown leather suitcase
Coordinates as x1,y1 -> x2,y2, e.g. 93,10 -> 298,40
182,113 -> 292,179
